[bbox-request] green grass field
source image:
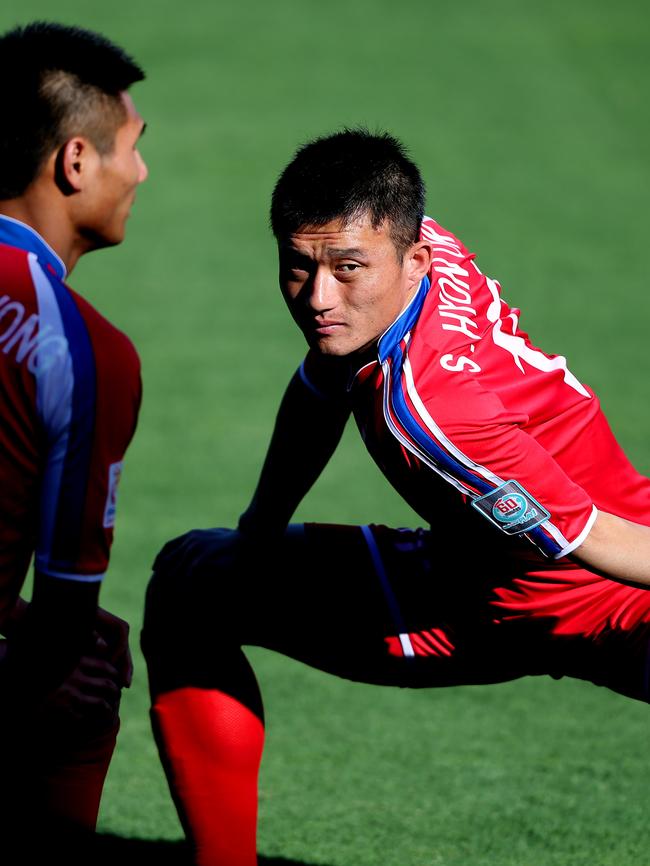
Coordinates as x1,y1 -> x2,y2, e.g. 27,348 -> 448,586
2,1 -> 649,863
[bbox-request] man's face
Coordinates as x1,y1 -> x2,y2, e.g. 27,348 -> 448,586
279,215 -> 429,356
79,92 -> 148,248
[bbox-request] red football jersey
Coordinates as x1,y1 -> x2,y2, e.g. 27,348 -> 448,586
302,216 -> 650,564
0,216 -> 141,622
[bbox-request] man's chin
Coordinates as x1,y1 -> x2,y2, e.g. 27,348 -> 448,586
307,336 -> 370,358
82,231 -> 125,253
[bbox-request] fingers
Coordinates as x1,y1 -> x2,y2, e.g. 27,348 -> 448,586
94,609 -> 132,687
121,643 -> 134,688
152,527 -> 241,579
43,664 -> 122,728
42,648 -> 126,726
92,631 -> 109,653
95,608 -> 130,646
98,639 -> 133,688
44,684 -> 120,728
78,653 -> 121,682
151,532 -> 196,573
64,657 -> 121,703
70,673 -> 120,703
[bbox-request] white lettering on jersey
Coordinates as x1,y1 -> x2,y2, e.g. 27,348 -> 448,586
103,461 -> 123,528
438,279 -> 474,309
0,294 -> 68,374
420,221 -> 465,258
482,275 -> 590,398
431,251 -> 481,339
424,224 -> 589,398
440,352 -> 481,374
438,311 -> 480,339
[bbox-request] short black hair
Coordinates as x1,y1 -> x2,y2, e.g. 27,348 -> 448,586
0,21 -> 145,199
270,129 -> 425,260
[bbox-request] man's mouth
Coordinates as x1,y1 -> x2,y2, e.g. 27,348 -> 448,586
312,319 -> 345,335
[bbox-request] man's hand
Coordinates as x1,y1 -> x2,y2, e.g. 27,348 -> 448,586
153,527 -> 243,581
0,606 -> 132,731
38,606 -> 131,730
144,529 -> 245,664
95,607 -> 133,688
42,635 -> 123,729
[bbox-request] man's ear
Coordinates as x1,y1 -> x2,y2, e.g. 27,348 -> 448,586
405,239 -> 433,287
54,137 -> 95,196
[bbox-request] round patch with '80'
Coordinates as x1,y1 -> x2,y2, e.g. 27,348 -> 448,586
492,493 -> 527,523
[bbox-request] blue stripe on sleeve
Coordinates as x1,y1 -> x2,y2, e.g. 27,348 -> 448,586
386,342 -> 563,558
45,274 -> 96,571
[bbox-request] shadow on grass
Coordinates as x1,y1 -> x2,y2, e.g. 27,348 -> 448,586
91,833 -> 333,866
5,831 -> 334,866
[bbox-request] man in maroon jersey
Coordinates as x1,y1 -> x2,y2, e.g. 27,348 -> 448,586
144,130 -> 650,866
0,21 -> 147,852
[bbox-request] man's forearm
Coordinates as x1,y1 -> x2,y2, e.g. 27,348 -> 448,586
0,573 -> 99,701
572,509 -> 650,587
239,371 -> 350,537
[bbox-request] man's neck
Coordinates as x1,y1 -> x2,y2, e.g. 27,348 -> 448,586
0,214 -> 67,280
0,190 -> 83,275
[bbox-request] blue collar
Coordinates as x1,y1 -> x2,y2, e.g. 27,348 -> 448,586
377,275 -> 430,363
0,215 -> 67,280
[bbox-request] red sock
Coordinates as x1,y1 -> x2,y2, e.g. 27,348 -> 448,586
0,716 -> 117,860
152,687 -> 264,866
42,720 -> 119,829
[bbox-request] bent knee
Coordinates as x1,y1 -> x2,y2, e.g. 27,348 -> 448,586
142,563 -> 246,660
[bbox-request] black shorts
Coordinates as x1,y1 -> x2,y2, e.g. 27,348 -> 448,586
146,523 -> 650,703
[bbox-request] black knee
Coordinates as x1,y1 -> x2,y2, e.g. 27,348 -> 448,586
141,528 -> 250,688
143,527 -> 243,632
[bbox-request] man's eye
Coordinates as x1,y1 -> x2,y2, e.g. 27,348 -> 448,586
282,256 -> 312,275
337,263 -> 360,273
281,261 -> 308,278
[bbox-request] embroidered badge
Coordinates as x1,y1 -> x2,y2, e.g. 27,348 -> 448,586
103,461 -> 123,528
471,480 -> 550,536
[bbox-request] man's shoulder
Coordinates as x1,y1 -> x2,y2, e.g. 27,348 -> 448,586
411,216 -> 508,384
420,215 -> 470,253
0,244 -> 140,382
0,240 -> 37,298
66,284 -> 139,363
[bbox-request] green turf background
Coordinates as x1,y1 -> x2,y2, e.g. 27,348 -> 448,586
1,1 -> 649,863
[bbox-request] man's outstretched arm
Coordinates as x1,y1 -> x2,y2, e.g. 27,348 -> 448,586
238,368 -> 351,539
152,367 -> 350,581
572,510 -> 650,588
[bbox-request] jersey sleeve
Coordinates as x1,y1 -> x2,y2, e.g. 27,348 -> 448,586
298,349 -> 351,401
32,262 -> 141,582
389,361 -> 596,559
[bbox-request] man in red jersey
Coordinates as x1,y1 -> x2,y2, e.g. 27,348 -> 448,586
144,130 -> 650,866
0,21 -> 146,853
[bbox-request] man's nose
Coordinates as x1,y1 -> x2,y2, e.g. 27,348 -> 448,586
137,151 -> 148,183
307,267 -> 337,312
